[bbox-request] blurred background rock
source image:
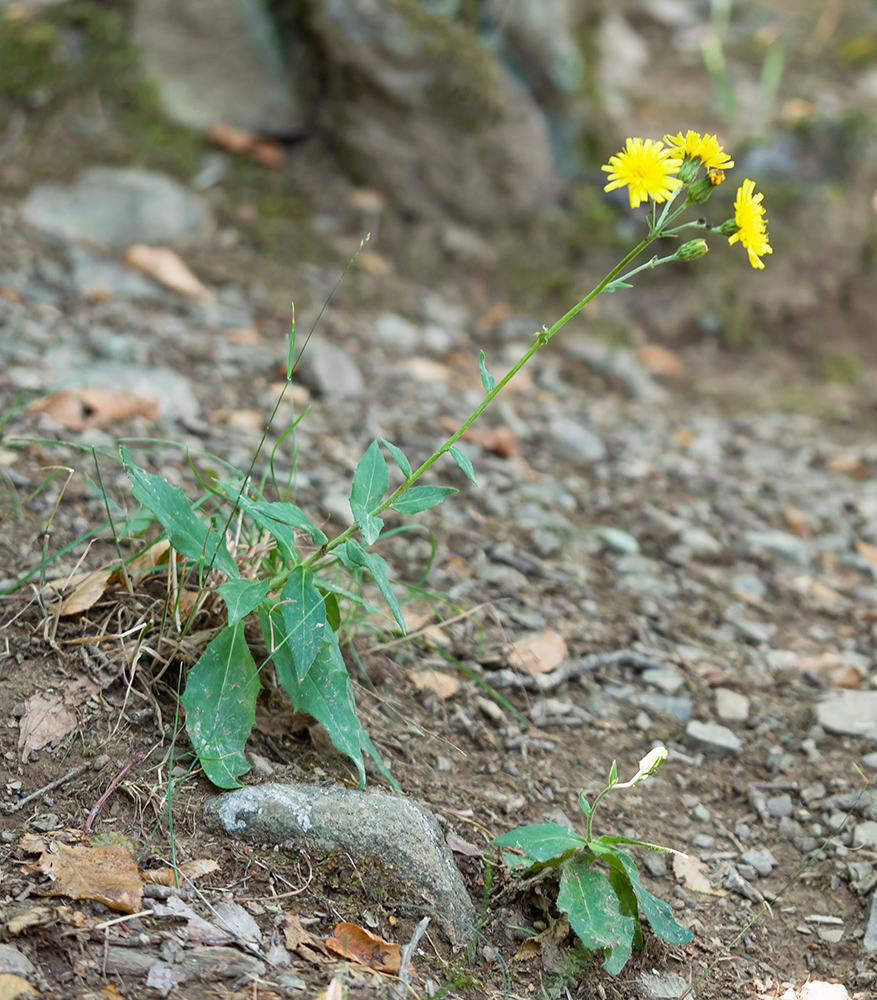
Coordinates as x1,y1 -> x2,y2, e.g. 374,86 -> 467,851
1,0 -> 877,386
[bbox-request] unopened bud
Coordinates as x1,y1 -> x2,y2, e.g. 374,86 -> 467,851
674,239 -> 709,262
634,746 -> 668,782
686,177 -> 715,204
677,157 -> 700,184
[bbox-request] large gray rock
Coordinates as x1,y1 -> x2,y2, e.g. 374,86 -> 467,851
22,167 -> 214,249
305,0 -> 560,226
203,782 -> 476,948
132,0 -> 302,134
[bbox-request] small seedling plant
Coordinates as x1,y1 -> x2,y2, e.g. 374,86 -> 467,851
72,131 -> 770,790
494,748 -> 693,974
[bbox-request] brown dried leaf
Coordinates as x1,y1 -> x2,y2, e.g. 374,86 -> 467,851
673,853 -> 726,896
151,895 -> 233,945
26,842 -> 144,912
18,692 -> 76,761
635,344 -> 686,378
398,357 -> 455,383
508,630 -> 567,676
123,245 -> 213,304
207,123 -> 285,167
142,859 -> 219,886
26,389 -> 159,430
445,831 -> 483,857
282,912 -> 332,963
406,669 -> 460,700
58,569 -> 112,616
512,937 -> 541,962
0,974 -> 37,999
461,424 -> 523,459
856,539 -> 877,567
325,922 -> 414,976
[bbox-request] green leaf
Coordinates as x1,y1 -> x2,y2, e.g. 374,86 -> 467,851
391,485 -> 458,514
279,567 -> 327,681
380,438 -> 412,479
345,540 -> 404,632
312,578 -> 382,616
608,864 -> 644,952
181,622 -> 260,788
605,280 -> 633,293
578,791 -> 591,816
608,760 -> 618,786
350,440 -> 389,545
322,589 -> 341,631
248,499 -> 328,546
448,445 -> 478,487
493,822 -> 587,864
478,350 -> 496,393
218,579 -> 270,626
121,447 -> 239,579
557,861 -> 634,975
590,843 -> 692,945
259,608 -> 399,790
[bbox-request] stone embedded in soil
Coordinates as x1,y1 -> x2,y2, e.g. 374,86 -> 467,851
683,720 -> 742,758
852,821 -> 877,849
740,847 -> 778,877
639,970 -> 692,999
22,167 -> 214,249
741,528 -> 812,566
202,782 -> 476,949
0,943 -> 37,977
818,689 -> 877,739
715,688 -> 750,723
547,415 -> 606,464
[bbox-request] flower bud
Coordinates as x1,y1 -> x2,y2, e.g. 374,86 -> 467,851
674,239 -> 709,261
686,177 -> 715,204
676,157 -> 700,184
633,746 -> 668,782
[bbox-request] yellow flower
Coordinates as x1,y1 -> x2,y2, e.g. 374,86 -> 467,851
601,137 -> 683,208
728,178 -> 772,269
663,130 -> 734,172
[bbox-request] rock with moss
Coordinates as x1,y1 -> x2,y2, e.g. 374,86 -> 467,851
302,0 -> 561,226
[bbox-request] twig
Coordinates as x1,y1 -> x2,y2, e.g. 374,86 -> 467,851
488,650 -> 667,691
82,751 -> 145,832
6,763 -> 91,813
394,916 -> 430,998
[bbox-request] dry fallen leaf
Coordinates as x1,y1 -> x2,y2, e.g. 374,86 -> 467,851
18,692 -> 76,761
26,388 -> 159,430
512,937 -> 542,962
398,357 -> 455,383
784,502 -> 811,538
476,302 -> 511,333
856,539 -> 877,567
123,245 -> 213,303
635,343 -> 686,378
406,669 -> 460,700
445,831 -> 483,857
207,123 -> 285,167
508,630 -> 567,676
317,978 -> 345,1000
57,569 -> 112,616
281,912 -> 332,963
325,922 -> 414,976
212,408 -> 264,430
673,853 -> 726,896
25,842 -> 144,912
460,424 -> 523,459
142,859 -> 219,886
0,974 -> 37,1000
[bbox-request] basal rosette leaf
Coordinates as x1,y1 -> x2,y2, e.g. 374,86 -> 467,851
493,822 -> 587,868
557,861 -> 634,975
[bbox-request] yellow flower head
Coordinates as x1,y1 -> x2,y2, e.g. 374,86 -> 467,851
663,130 -> 735,172
601,137 -> 683,208
728,178 -> 772,269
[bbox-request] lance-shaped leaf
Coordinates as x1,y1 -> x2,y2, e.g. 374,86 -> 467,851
390,485 -> 457,514
259,608 -> 398,790
380,438 -> 412,479
279,567 -> 327,681
350,440 -> 388,545
449,445 -> 478,487
121,447 -> 239,579
181,622 -> 260,788
478,350 -> 496,393
345,540 -> 404,632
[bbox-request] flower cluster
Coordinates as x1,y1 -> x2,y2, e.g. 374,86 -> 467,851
601,130 -> 772,269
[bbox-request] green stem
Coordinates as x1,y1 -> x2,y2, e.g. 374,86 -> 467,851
295,237 -> 653,575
